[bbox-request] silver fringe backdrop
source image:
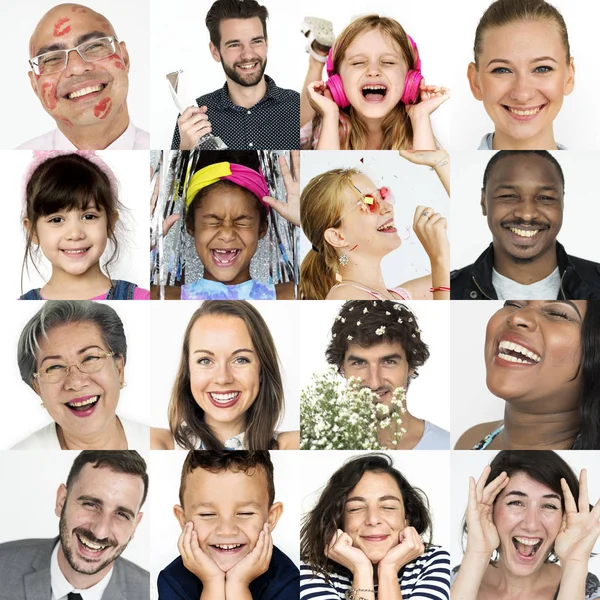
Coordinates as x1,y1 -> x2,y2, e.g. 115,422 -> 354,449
150,150 -> 298,298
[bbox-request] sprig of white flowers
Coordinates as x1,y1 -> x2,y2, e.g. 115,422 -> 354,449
300,366 -> 407,450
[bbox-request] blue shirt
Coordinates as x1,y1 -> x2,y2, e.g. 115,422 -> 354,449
158,545 -> 299,600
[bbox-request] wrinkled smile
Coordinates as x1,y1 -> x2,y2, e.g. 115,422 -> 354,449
67,84 -> 107,99
76,532 -> 110,552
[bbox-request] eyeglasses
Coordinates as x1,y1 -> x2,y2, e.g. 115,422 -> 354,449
29,36 -> 119,76
33,352 -> 115,384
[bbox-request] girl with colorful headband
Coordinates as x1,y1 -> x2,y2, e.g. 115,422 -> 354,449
20,151 -> 149,300
300,14 -> 449,150
158,150 -> 299,300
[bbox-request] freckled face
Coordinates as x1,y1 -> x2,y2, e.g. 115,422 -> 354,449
188,315 -> 261,436
342,472 -> 406,564
471,20 -> 574,145
28,4 -> 130,129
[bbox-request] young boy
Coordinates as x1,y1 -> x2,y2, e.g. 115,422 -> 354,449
157,450 -> 299,599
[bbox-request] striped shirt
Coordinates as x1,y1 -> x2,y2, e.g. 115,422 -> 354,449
300,545 -> 450,600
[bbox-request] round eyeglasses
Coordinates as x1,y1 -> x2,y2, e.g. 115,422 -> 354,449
33,352 -> 115,384
29,36 -> 119,76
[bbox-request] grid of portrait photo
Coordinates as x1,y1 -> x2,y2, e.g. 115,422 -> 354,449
2,0 -> 600,599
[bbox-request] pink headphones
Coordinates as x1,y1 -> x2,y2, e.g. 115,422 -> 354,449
325,34 -> 423,108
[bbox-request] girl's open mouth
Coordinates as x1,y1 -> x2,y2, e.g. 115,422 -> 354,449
362,84 -> 388,103
512,536 -> 543,559
211,249 -> 241,267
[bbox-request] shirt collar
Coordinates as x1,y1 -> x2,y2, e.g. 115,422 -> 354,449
217,75 -> 278,109
51,541 -> 114,600
52,121 -> 136,150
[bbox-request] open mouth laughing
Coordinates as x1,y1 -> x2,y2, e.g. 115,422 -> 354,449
377,219 -> 397,233
236,61 -> 260,72
362,83 -> 388,103
497,340 -> 541,364
63,80 -> 109,102
65,394 -> 100,416
502,223 -> 548,246
512,536 -> 543,559
210,248 -> 241,267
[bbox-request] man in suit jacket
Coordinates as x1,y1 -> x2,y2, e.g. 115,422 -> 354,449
0,450 -> 150,600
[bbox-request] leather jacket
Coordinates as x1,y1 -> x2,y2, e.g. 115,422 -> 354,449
450,242 -> 600,300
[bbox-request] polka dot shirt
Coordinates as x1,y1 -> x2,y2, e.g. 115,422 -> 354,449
171,75 -> 300,150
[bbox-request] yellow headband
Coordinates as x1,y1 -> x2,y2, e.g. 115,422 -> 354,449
185,162 -> 232,207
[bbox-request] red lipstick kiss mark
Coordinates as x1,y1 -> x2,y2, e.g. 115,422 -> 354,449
94,96 -> 112,119
42,82 -> 58,109
107,54 -> 125,70
57,116 -> 74,128
71,6 -> 87,12
53,18 -> 71,36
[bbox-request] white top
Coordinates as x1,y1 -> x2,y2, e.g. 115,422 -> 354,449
492,266 -> 561,300
478,132 -> 567,150
51,541 -> 113,600
11,416 -> 150,450
16,121 -> 150,150
413,420 -> 450,450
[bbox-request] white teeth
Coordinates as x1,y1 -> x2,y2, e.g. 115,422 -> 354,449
213,249 -> 239,253
514,537 -> 542,546
508,107 -> 542,116
68,84 -> 104,99
63,248 -> 88,254
510,227 -> 540,238
498,341 -> 541,362
210,392 -> 238,402
377,222 -> 394,231
77,534 -> 108,550
214,543 -> 242,550
239,63 -> 257,69
362,85 -> 386,90
68,395 -> 99,408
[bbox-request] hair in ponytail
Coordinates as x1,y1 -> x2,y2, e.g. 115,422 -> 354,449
299,168 -> 359,299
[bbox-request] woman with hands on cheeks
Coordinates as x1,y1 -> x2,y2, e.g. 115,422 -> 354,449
300,453 -> 450,599
452,451 -> 600,600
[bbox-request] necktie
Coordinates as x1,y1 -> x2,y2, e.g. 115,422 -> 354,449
68,593 -> 83,600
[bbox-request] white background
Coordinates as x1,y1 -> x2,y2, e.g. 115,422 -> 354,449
300,150 -> 450,290
2,150 -> 150,298
148,0 -> 452,147
150,450 -> 302,600
0,449 -> 150,570
298,300 -> 450,432
450,450 -> 600,572
0,301 -> 153,449
2,0 -> 150,149
148,301 -> 300,435
442,0 -> 600,150
450,301 -> 512,448
300,451 -> 450,553
450,151 -> 600,270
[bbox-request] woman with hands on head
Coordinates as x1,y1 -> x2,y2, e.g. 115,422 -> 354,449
300,150 -> 450,300
452,450 -> 600,600
300,453 -> 450,599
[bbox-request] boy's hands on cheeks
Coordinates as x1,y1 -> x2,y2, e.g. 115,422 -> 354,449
225,523 -> 273,598
378,526 -> 425,574
326,529 -> 372,574
178,522 -> 225,588
262,151 -> 300,227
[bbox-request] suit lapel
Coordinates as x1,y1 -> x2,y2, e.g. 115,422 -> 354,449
24,539 -> 56,600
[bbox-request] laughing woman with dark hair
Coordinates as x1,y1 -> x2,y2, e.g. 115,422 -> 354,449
452,451 -> 600,600
455,300 -> 600,450
300,453 -> 450,599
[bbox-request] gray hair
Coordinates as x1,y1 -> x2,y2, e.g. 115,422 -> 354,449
18,301 -> 127,389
